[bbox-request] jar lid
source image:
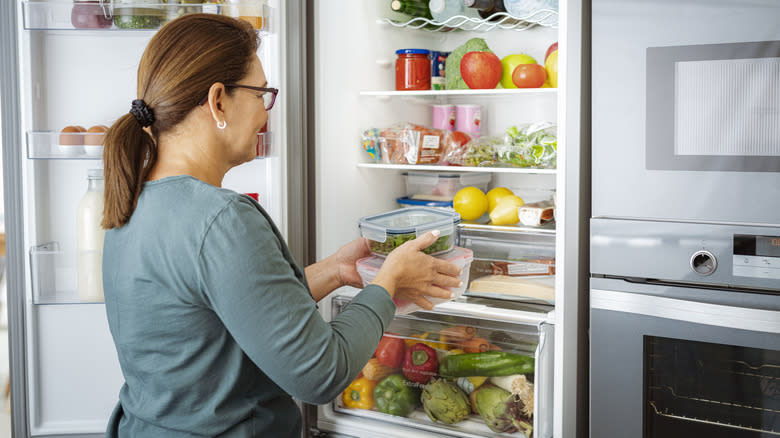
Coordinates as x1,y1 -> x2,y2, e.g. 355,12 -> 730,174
395,49 -> 431,55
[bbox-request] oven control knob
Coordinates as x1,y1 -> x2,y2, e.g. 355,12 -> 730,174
690,250 -> 717,276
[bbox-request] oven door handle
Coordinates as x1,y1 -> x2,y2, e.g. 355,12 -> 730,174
591,289 -> 780,334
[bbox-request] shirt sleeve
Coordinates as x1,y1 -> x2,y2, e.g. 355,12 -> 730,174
197,197 -> 395,404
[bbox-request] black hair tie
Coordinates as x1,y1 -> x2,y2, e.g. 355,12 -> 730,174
130,99 -> 155,128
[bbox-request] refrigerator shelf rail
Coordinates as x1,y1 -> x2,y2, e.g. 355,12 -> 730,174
359,89 -> 558,98
26,131 -> 272,160
29,242 -> 103,305
22,1 -> 271,33
377,11 -> 558,32
357,163 -> 557,175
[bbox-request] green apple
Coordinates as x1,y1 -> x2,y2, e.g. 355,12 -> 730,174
500,54 -> 537,89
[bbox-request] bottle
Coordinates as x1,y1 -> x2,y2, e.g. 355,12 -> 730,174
390,0 -> 433,20
429,0 -> 478,22
77,168 -> 105,302
463,0 -> 520,24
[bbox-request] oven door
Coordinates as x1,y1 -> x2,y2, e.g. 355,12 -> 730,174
592,0 -> 780,225
590,278 -> 780,438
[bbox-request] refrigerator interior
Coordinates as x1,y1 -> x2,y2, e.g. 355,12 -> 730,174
15,1 -> 287,434
312,1 -> 561,437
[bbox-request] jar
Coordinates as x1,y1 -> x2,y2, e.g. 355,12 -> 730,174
112,0 -> 164,29
395,49 -> 431,91
71,1 -> 112,29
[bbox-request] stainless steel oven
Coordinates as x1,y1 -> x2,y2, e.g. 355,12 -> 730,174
590,219 -> 780,437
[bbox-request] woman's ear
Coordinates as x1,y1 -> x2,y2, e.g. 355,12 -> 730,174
206,82 -> 227,125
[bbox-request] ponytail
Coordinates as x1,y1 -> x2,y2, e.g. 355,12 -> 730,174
101,113 -> 158,229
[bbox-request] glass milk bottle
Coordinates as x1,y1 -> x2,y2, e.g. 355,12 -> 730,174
77,168 -> 105,302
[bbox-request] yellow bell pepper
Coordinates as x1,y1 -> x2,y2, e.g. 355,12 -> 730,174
342,377 -> 377,410
404,332 -> 449,350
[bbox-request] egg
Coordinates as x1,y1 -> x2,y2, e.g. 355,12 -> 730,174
59,125 -> 86,145
84,125 -> 108,146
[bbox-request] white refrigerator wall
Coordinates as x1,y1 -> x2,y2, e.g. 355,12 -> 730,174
16,2 -> 286,434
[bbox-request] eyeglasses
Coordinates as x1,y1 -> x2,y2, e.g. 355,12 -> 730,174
198,84 -> 279,110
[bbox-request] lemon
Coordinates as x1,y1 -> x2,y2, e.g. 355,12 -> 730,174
453,186 -> 488,221
489,195 -> 525,225
486,187 -> 515,212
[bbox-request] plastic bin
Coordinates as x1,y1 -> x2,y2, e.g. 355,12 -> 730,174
403,171 -> 491,201
356,247 -> 473,315
359,207 -> 460,257
396,196 -> 454,211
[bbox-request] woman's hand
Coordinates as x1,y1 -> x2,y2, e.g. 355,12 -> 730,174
372,230 -> 463,311
332,237 -> 372,289
305,237 -> 372,302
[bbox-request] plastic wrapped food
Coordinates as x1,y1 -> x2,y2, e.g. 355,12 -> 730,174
497,122 -> 557,169
462,136 -> 502,167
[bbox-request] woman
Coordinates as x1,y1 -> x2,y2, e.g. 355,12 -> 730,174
101,13 -> 461,438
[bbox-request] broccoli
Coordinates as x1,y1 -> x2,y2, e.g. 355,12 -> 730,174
445,38 -> 493,90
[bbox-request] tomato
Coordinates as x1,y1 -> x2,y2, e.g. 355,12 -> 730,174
375,334 -> 405,369
450,131 -> 471,147
511,64 -> 547,88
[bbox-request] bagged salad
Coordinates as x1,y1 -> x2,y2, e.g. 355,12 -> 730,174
459,122 -> 557,169
361,124 -> 471,165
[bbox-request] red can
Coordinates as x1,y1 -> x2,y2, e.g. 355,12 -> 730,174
395,49 -> 431,91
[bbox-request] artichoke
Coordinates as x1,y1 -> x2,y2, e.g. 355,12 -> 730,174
474,384 -> 533,436
421,379 -> 471,425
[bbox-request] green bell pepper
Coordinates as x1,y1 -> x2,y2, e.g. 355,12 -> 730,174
373,374 -> 421,417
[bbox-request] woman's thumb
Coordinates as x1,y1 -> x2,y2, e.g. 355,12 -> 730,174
412,229 -> 441,251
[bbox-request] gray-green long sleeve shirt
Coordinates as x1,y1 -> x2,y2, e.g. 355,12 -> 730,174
102,175 -> 395,437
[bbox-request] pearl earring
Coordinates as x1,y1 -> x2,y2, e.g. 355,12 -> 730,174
217,120 -> 226,129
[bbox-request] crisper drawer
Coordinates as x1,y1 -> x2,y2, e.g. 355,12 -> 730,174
330,296 -> 554,438
459,227 -> 556,304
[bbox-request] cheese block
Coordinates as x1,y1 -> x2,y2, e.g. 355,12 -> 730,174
468,274 -> 555,303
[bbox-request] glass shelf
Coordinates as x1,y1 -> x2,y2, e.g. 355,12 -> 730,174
360,88 -> 557,98
22,1 -> 270,33
378,10 -> 558,32
357,163 -> 556,175
26,130 -> 272,160
30,242 -> 103,305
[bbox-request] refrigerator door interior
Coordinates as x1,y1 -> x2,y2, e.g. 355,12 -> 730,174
591,0 -> 780,225
12,2 -> 286,434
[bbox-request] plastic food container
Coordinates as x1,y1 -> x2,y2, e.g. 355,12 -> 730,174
403,171 -> 491,201
356,247 -> 473,315
395,49 -> 431,91
358,207 -> 460,257
396,196 -> 453,211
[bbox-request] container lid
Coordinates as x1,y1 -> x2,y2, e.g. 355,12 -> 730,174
404,171 -> 491,185
396,49 -> 431,55
359,207 -> 460,242
396,197 -> 453,208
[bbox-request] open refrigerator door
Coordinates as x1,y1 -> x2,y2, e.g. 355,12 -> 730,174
2,1 -> 289,435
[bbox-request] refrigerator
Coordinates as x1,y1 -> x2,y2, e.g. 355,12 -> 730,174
0,0 -> 590,437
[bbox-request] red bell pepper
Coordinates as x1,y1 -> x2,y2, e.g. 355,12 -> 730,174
402,342 -> 439,384
375,334 -> 405,369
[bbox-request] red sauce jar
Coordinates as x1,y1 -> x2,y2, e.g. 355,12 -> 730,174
395,49 -> 431,91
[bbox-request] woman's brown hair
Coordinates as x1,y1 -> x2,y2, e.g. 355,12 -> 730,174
102,14 -> 259,229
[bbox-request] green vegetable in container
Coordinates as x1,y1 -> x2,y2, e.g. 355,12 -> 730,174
439,351 -> 535,378
373,374 -> 421,417
368,233 -> 452,256
473,383 -> 533,435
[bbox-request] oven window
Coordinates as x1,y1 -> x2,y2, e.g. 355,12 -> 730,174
645,40 -> 780,172
644,336 -> 779,438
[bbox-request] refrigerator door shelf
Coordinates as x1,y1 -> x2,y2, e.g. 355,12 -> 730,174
329,294 -> 554,437
26,131 -> 272,160
22,1 -> 271,33
30,242 -> 103,305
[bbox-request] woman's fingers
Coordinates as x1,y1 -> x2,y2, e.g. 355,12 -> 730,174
410,295 -> 435,311
434,273 -> 462,289
406,230 -> 441,252
426,285 -> 454,300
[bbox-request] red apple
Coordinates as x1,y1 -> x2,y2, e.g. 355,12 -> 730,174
545,42 -> 558,62
460,51 -> 503,89
512,64 -> 546,88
